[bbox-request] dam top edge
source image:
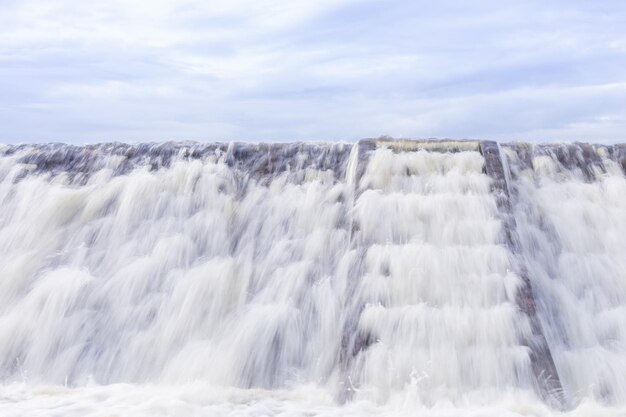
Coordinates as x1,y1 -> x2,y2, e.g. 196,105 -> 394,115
0,138 -> 624,149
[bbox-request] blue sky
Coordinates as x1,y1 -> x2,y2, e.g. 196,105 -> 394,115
1,0 -> 625,143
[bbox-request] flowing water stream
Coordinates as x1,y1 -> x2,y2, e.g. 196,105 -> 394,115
0,140 -> 624,416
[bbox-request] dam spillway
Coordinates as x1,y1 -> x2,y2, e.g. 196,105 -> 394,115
0,139 -> 625,416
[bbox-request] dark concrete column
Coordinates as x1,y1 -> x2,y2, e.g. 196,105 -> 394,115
480,140 -> 564,408
338,139 -> 376,403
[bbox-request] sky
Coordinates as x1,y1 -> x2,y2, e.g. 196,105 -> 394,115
0,0 -> 625,143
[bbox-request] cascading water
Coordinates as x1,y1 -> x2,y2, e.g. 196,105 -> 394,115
503,143 -> 626,406
0,140 -> 624,417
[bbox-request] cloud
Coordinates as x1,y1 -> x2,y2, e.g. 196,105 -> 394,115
0,0 -> 625,143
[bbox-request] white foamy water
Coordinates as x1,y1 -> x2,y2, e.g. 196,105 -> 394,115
505,144 -> 626,407
0,141 -> 624,416
344,148 -> 533,406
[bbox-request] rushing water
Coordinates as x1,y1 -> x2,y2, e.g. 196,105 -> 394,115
0,140 -> 624,417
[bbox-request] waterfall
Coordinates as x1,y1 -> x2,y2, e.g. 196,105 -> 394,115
503,143 -> 626,405
0,140 -> 624,416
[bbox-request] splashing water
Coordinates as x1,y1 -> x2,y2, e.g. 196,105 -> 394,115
0,140 -> 624,417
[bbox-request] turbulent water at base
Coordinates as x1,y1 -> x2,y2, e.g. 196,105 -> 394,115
0,140 -> 625,417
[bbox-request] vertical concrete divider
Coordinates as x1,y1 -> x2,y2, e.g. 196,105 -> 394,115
479,140 -> 565,409
338,139 -> 376,402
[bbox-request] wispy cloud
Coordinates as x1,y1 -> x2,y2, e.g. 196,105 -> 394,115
1,0 -> 625,143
